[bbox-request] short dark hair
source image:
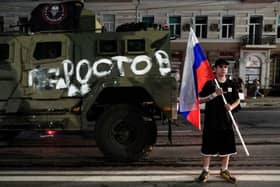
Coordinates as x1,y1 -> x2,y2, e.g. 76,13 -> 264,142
214,58 -> 229,67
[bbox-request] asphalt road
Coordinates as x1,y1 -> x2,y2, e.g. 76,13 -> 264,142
0,110 -> 279,186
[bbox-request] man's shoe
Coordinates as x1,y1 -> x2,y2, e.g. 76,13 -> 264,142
220,169 -> 236,183
195,170 -> 209,183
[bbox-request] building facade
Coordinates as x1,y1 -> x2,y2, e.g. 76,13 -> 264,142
1,0 -> 280,95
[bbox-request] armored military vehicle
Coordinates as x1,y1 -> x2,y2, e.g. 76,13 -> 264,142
0,1 -> 177,161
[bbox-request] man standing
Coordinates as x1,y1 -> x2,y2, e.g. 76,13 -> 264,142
196,58 -> 240,183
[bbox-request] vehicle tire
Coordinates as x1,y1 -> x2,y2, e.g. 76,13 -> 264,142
95,104 -> 156,161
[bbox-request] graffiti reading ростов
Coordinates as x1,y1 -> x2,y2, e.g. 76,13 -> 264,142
28,50 -> 171,96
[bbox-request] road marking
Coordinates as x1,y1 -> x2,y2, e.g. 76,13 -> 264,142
0,170 -> 280,182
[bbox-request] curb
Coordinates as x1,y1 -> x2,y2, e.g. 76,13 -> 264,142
242,106 -> 280,111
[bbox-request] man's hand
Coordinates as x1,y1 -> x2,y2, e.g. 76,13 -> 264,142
225,103 -> 233,111
215,87 -> 223,96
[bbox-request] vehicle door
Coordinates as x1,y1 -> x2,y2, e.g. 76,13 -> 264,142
25,33 -> 73,99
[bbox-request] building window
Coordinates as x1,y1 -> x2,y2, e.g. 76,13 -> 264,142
18,17 -> 28,33
102,14 -> 115,32
277,16 -> 280,38
169,16 -> 181,39
0,16 -> 3,32
249,16 -> 263,44
222,16 -> 234,39
142,16 -> 154,26
195,16 -> 207,38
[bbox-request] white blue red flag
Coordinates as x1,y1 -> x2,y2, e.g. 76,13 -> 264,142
179,28 -> 214,130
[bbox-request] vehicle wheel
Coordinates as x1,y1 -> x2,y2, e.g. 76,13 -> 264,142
95,104 -> 156,161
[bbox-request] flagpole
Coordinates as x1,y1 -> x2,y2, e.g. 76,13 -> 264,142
214,79 -> 250,156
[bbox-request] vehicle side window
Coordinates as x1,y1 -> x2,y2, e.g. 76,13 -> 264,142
127,39 -> 145,53
33,42 -> 62,60
99,40 -> 117,54
0,44 -> 9,61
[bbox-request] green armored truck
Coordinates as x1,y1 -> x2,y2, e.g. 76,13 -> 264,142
0,1 -> 178,161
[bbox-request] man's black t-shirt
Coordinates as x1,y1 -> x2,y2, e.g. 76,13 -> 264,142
199,79 -> 239,131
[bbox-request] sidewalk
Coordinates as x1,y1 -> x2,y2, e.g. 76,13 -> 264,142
200,96 -> 280,110
1,170 -> 280,183
243,96 -> 280,110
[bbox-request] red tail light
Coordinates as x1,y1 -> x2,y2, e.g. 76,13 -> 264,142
45,130 -> 56,136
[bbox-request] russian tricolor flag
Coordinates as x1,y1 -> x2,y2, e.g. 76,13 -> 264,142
179,28 -> 214,130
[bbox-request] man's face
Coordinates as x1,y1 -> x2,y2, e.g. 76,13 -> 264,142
215,64 -> 228,76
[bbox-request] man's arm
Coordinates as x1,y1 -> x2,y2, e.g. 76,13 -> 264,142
225,99 -> 240,111
199,87 -> 223,103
